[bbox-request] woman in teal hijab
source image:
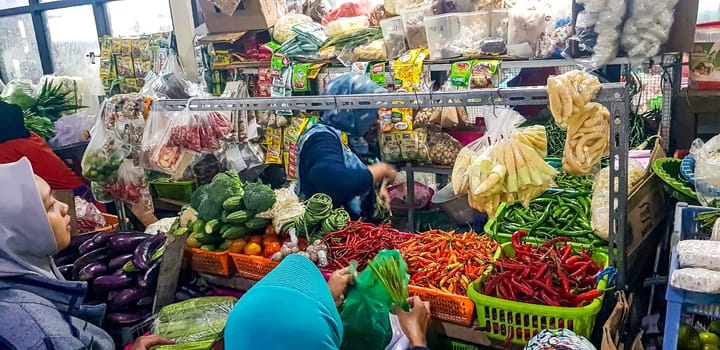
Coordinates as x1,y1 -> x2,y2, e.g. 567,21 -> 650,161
224,255 -> 431,350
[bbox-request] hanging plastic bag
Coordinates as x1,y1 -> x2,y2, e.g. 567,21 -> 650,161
196,111 -> 234,152
192,154 -> 224,186
341,250 -> 410,350
104,159 -> 151,207
142,104 -> 196,177
451,136 -> 489,195
690,136 -> 720,207
566,0 -> 625,69
589,160 -> 646,240
165,106 -> 201,152
621,0 -> 678,61
427,127 -> 462,165
153,296 -> 237,344
49,113 -> 94,148
75,196 -> 107,233
81,105 -> 129,186
105,93 -> 147,148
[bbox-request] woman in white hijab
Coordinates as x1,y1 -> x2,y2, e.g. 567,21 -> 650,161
0,158 -> 171,350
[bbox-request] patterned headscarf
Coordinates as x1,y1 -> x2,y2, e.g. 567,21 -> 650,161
320,73 -> 387,136
524,329 -> 597,350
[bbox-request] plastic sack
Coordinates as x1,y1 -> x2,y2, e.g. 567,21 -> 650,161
561,102 -> 610,175
341,250 -> 409,350
49,113 -> 94,148
621,0 -> 678,61
690,137 -> 720,207
104,93 -> 147,148
153,296 -> 237,344
670,268 -> 720,294
353,39 -> 388,61
388,182 -> 434,212
104,159 -> 151,206
166,108 -> 201,152
192,153 -> 224,186
427,128 -> 462,165
81,104 -> 128,186
75,196 -> 107,233
535,17 -> 572,59
326,16 -> 370,38
451,136 -> 489,195
303,0 -> 332,22
590,160 -> 646,241
678,240 -> 720,271
273,14 -> 314,43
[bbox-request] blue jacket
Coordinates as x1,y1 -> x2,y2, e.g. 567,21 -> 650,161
0,274 -> 114,350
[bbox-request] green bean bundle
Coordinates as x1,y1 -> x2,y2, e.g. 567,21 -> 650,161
304,193 -> 333,225
321,208 -> 351,235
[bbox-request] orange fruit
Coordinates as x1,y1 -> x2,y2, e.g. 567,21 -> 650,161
265,225 -> 277,236
249,235 -> 263,245
243,242 -> 262,256
263,241 -> 282,258
228,239 -> 247,254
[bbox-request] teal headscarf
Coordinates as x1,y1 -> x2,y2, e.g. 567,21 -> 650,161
224,255 -> 342,350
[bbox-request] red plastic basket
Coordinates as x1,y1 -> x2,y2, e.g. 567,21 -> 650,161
230,253 -> 279,280
408,285 -> 475,326
189,248 -> 235,276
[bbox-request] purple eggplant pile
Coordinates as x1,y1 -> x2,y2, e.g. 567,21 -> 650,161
54,231 -> 167,327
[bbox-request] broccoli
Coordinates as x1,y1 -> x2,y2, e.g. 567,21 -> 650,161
243,181 -> 276,214
190,171 -> 245,221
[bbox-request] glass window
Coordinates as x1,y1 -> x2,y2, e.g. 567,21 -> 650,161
107,0 -> 173,37
45,5 -> 103,112
0,14 -> 43,81
0,0 -> 28,9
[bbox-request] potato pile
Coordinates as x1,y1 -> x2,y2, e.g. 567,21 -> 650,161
547,70 -> 610,175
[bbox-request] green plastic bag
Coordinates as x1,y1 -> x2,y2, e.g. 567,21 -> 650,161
340,250 -> 409,350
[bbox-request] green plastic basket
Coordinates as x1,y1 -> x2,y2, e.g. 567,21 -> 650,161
467,243 -> 608,345
151,180 -> 195,203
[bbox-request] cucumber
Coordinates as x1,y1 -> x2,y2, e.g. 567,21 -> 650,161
223,210 -> 249,224
192,220 -> 206,234
223,196 -> 245,211
244,217 -> 271,231
222,225 -> 252,240
205,219 -> 221,234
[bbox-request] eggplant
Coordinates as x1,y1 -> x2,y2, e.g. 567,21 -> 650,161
53,252 -> 79,267
136,296 -> 155,307
71,248 -> 110,280
108,253 -> 134,270
92,272 -> 134,293
174,291 -> 192,302
107,233 -> 150,253
138,262 -> 159,289
107,290 -> 121,301
132,234 -> 166,271
64,232 -> 96,252
78,231 -> 117,255
57,264 -> 73,279
110,287 -> 150,310
78,262 -> 108,281
106,310 -> 151,325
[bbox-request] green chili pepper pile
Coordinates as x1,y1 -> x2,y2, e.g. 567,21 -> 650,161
553,172 -> 594,193
488,191 -> 606,247
697,210 -> 720,237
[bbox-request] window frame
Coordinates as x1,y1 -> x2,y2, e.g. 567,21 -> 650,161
0,0 -> 182,82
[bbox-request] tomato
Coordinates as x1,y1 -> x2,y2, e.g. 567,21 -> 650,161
243,242 -> 262,256
249,235 -> 263,245
263,241 -> 282,258
265,225 -> 276,236
263,232 -> 279,245
228,239 -> 247,254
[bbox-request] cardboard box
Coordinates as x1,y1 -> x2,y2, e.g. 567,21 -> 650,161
199,0 -> 284,33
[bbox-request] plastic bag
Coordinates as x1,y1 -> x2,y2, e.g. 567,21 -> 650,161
353,39 -> 388,61
322,1 -> 371,25
535,17 -> 572,59
341,250 -> 409,350
678,240 -> 720,271
326,16 -> 370,38
104,159 -> 151,206
670,268 -> 720,294
81,105 -> 129,186
153,296 -> 237,344
590,160 -> 646,241
49,113 -> 94,148
141,105 -> 196,177
567,0 -> 625,69
1,79 -> 36,109
690,137 -> 720,207
75,196 -> 107,233
561,102 -> 610,175
303,0 -> 332,22
196,111 -> 234,152
104,93 -> 147,148
427,128 -> 462,165
165,107 -> 201,152
273,14 -> 314,43
451,136 -> 489,195
192,153 -> 224,186
387,182 -> 434,211
621,0 -> 678,61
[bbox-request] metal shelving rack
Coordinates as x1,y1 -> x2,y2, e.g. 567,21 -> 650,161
155,82 -> 638,287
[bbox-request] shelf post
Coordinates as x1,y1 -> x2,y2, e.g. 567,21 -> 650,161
609,88 -> 630,288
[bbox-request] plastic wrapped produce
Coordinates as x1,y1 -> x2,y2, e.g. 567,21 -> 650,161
326,16 -> 370,38
153,296 -> 237,344
689,136 -> 720,207
400,4 -> 434,48
590,160 -> 646,241
303,0 -> 332,22
380,17 -> 409,59
49,113 -> 94,148
424,13 -> 461,60
427,128 -> 462,165
273,14 -> 314,43
322,1 -> 370,25
353,39 -> 388,61
369,4 -> 388,26
678,240 -> 720,271
535,17 -> 572,59
81,105 -> 128,186
670,268 -> 720,294
621,0 -> 679,61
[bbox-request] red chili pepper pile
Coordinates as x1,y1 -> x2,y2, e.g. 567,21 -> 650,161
480,230 -> 604,307
399,230 -> 498,296
322,221 -> 408,270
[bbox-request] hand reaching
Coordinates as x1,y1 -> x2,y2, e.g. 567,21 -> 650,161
395,296 -> 431,348
327,267 -> 354,306
130,335 -> 174,350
